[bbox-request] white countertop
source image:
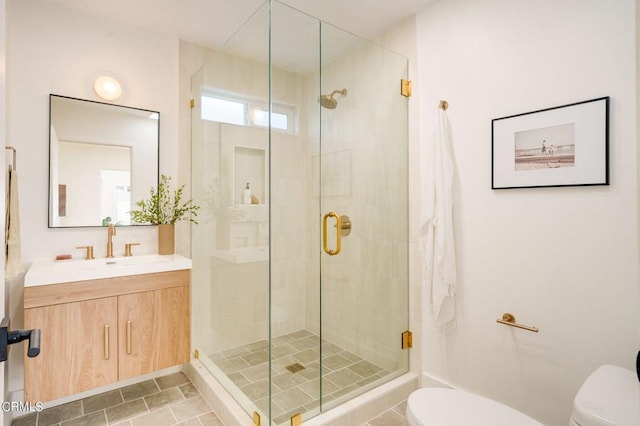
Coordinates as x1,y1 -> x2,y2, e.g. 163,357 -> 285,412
25,254 -> 192,287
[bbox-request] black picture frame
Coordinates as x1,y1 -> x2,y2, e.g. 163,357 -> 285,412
491,97 -> 609,189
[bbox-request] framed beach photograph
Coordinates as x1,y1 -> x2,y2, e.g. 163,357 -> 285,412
491,97 -> 609,189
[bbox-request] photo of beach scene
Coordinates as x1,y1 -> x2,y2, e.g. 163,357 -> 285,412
514,123 -> 576,171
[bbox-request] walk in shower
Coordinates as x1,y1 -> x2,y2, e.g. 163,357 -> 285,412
190,1 -> 408,424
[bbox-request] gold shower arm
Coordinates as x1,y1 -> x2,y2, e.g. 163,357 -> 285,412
329,89 -> 347,98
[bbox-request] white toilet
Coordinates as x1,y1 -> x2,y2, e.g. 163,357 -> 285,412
406,387 -> 543,425
407,365 -> 639,426
570,364 -> 639,426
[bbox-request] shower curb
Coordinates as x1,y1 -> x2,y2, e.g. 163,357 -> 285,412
185,358 -> 417,425
304,373 -> 418,426
185,359 -> 253,425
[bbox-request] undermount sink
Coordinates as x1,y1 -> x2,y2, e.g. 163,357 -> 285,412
25,254 -> 192,287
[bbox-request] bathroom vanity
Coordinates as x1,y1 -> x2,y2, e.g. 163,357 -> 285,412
22,255 -> 191,402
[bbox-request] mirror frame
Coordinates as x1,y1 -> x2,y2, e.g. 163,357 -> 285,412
48,94 -> 160,228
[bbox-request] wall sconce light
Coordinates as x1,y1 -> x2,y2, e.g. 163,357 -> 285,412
93,76 -> 122,101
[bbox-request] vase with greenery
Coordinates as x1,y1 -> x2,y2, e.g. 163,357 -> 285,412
130,175 -> 200,254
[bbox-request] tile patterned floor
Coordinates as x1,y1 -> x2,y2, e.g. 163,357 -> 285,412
11,372 -> 223,426
209,330 -> 391,425
11,369 -> 408,426
11,350 -> 406,426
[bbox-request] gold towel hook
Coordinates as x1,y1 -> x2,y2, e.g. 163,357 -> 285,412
439,100 -> 449,111
4,146 -> 16,170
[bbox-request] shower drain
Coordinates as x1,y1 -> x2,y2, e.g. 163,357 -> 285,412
285,362 -> 306,373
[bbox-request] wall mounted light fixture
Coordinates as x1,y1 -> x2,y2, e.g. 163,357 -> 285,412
93,76 -> 122,101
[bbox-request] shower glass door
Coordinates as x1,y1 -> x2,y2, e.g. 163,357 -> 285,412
191,1 -> 408,424
267,3 -> 323,422
190,0 -> 272,418
315,17 -> 410,416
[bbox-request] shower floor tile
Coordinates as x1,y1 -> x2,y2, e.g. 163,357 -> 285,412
208,330 -> 389,425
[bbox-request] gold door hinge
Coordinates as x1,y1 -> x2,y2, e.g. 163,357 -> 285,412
401,79 -> 412,97
253,411 -> 261,426
291,413 -> 302,426
401,330 -> 413,349
194,349 -> 200,359
190,98 -> 195,108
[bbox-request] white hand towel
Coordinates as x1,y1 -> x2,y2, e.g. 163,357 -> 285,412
6,168 -> 23,279
420,108 -> 457,333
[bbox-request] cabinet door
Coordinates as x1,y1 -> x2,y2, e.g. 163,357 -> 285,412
117,290 -> 153,379
24,297 -> 118,402
118,286 -> 190,379
153,285 -> 190,369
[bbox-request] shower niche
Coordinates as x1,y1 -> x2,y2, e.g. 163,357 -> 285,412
219,125 -> 268,208
233,146 -> 265,205
228,144 -> 267,250
191,1 -> 409,424
216,125 -> 269,253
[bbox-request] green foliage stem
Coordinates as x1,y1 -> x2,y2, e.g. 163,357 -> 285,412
130,175 -> 200,225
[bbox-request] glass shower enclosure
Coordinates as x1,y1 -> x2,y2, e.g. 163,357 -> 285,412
191,1 -> 409,424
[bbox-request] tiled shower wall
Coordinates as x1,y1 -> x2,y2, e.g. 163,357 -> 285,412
303,40 -> 409,372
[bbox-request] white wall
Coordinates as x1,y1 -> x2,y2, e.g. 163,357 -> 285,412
7,0 -> 179,398
415,0 -> 638,425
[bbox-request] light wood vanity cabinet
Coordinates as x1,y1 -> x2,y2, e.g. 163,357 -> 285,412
23,297 -> 119,401
23,269 -> 190,403
117,285 -> 190,380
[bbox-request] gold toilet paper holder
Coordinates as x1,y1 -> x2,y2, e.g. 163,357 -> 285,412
496,313 -> 539,333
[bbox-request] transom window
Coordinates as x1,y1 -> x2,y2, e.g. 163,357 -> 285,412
201,89 -> 297,133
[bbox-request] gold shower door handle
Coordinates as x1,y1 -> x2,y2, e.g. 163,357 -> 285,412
323,212 -> 342,255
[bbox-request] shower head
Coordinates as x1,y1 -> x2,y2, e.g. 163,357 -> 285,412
320,96 -> 338,109
319,88 -> 347,109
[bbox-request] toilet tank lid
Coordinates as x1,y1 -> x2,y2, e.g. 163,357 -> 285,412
573,365 -> 640,426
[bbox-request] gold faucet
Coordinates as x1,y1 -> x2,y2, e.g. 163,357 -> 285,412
124,243 -> 140,257
76,245 -> 94,260
106,224 -> 116,258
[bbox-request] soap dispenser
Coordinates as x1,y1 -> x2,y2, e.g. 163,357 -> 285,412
243,183 -> 252,204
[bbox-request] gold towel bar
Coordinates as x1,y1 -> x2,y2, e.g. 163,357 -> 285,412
496,313 -> 538,333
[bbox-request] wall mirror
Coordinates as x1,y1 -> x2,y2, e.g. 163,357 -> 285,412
49,94 -> 159,227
